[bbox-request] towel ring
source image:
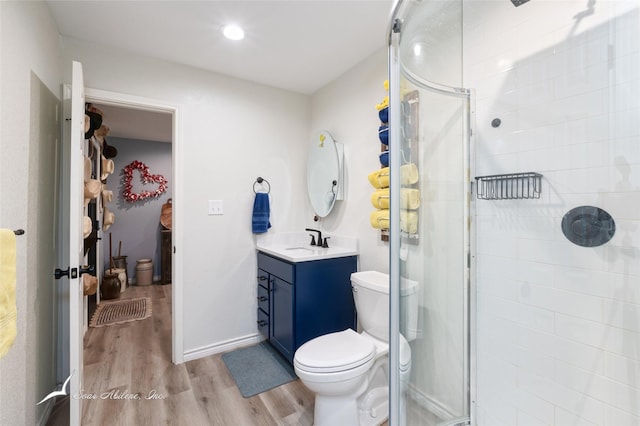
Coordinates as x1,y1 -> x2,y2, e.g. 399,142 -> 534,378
253,177 -> 271,194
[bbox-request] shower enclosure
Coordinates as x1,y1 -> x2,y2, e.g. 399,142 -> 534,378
389,1 -> 640,425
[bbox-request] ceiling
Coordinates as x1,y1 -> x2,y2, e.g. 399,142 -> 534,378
46,0 -> 394,95
47,1 -> 393,143
91,103 -> 173,143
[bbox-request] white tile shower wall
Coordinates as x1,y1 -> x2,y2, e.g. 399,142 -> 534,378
465,1 -> 640,425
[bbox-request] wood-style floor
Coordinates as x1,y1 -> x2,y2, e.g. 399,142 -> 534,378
47,284 -> 315,426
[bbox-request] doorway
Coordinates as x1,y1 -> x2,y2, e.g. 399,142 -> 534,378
89,102 -> 172,313
84,88 -> 183,364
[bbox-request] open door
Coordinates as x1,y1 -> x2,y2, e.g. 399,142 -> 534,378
58,60 -> 86,425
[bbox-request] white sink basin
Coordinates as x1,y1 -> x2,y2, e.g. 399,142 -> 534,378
256,232 -> 358,262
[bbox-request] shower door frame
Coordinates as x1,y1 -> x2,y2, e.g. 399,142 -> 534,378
388,5 -> 476,424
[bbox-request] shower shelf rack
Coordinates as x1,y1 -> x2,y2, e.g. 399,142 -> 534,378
474,172 -> 543,200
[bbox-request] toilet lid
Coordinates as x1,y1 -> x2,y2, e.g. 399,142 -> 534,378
295,329 -> 375,373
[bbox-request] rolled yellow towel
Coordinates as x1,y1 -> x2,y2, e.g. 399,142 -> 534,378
370,209 -> 390,229
400,210 -> 419,234
368,167 -> 390,189
401,163 -> 419,185
371,188 -> 421,210
369,164 -> 418,189
371,189 -> 390,209
0,229 -> 17,359
402,188 -> 421,210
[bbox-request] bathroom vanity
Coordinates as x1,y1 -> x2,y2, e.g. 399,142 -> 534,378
256,234 -> 358,364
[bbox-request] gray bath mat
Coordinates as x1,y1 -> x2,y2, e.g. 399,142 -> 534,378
222,341 -> 297,398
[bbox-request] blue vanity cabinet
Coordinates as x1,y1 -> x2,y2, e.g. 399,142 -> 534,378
257,251 -> 357,363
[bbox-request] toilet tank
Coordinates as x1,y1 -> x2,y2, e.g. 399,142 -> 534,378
351,271 -> 419,343
351,271 -> 390,342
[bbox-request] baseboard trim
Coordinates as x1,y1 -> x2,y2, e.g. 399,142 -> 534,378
183,333 -> 264,362
407,383 -> 458,423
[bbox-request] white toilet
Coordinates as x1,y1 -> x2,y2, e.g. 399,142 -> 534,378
293,271 -> 417,426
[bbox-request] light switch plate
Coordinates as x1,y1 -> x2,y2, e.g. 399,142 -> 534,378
208,200 -> 223,215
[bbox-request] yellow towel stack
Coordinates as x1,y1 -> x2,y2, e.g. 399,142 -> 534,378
368,163 -> 421,233
400,164 -> 420,234
368,168 -> 390,230
0,229 -> 17,359
369,80 -> 421,235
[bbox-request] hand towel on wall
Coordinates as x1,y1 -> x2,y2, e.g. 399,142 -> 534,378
0,229 -> 17,359
252,192 -> 271,234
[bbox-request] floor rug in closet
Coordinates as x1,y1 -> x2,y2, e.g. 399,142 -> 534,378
89,297 -> 152,327
222,341 -> 297,398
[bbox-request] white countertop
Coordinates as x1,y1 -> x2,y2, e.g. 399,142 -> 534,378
255,232 -> 359,263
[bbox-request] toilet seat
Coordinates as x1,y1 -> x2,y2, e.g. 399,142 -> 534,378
399,334 -> 411,372
295,329 -> 375,373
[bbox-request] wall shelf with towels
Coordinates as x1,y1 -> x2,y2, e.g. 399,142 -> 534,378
475,172 -> 543,200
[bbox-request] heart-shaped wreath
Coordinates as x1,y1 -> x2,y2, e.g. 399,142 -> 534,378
122,160 -> 168,203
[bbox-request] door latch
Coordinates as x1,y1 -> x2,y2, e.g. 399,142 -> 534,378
54,267 -> 78,279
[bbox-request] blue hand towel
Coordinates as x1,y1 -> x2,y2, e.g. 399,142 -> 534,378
252,192 -> 271,234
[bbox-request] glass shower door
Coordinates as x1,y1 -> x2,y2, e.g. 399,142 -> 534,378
388,1 -> 471,425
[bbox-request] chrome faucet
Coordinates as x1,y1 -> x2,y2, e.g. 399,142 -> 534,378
305,228 -> 322,246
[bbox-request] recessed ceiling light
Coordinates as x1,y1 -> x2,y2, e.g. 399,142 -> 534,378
222,24 -> 245,41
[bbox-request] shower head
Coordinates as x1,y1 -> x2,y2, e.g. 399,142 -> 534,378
510,0 -> 531,6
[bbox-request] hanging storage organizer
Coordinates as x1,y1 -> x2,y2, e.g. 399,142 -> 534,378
475,172 -> 542,200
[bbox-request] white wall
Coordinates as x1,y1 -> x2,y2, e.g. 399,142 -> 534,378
101,137 -> 173,281
309,49 -> 390,273
61,37 -> 312,356
62,37 -> 390,359
466,1 -> 640,425
0,2 -> 62,425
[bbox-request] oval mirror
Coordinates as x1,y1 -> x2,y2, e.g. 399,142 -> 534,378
307,130 -> 339,218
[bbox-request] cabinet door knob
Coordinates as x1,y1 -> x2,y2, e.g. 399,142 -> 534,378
257,320 -> 267,327
258,275 -> 267,281
257,296 -> 267,301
